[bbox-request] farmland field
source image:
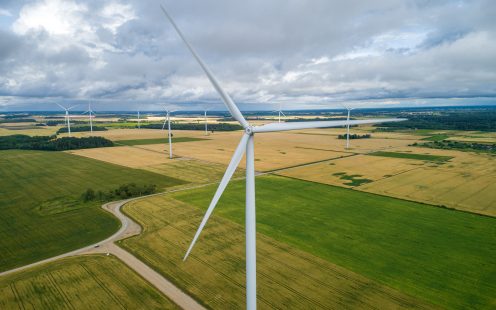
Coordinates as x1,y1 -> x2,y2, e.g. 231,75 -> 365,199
120,194 -> 433,309
360,147 -> 496,216
277,154 -> 425,187
160,175 -> 495,309
0,150 -> 185,271
0,255 -> 177,309
115,137 -> 206,146
368,151 -> 453,162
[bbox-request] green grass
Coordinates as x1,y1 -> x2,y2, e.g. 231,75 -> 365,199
369,151 -> 453,162
114,137 -> 206,146
0,150 -> 185,272
172,175 -> 496,309
421,134 -> 450,141
0,255 -> 178,309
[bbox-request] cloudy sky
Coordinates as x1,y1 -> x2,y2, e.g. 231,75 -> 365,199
0,0 -> 495,111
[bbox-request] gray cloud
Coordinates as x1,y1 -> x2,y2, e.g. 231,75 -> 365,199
0,0 -> 495,111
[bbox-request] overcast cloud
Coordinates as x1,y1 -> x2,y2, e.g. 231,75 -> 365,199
0,0 -> 495,111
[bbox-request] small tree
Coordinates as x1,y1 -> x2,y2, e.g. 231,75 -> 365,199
81,188 -> 96,202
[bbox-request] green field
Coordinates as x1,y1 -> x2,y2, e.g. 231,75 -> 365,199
115,137 -> 206,146
0,150 -> 185,272
421,134 -> 450,141
170,175 -> 496,309
120,195 -> 432,309
0,255 -> 177,309
369,151 -> 453,162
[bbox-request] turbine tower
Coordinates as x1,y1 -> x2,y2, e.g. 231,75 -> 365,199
161,6 -> 405,309
342,104 -> 355,149
83,103 -> 95,133
273,103 -> 286,123
161,106 -> 175,159
55,103 -> 77,137
204,108 -> 209,135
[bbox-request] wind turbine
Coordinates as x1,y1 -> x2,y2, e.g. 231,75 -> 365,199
273,103 -> 286,123
82,103 -> 95,133
55,103 -> 77,137
204,108 -> 210,135
161,6 -> 405,310
161,106 -> 176,159
342,104 -> 355,149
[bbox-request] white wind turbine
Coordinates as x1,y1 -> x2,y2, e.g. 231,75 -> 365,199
273,103 -> 286,123
161,106 -> 176,159
342,104 -> 355,149
82,103 -> 95,133
204,108 -> 210,135
56,103 -> 77,137
161,6 -> 405,310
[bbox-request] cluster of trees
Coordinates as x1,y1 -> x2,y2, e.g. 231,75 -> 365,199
0,135 -> 114,151
376,111 -> 496,131
56,126 -> 108,134
45,120 -> 86,126
81,183 -> 157,202
338,133 -> 371,139
142,122 -> 242,131
412,141 -> 496,153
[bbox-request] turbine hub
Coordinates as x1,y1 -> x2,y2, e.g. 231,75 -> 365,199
245,126 -> 254,135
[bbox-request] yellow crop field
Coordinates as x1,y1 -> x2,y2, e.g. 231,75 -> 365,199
359,147 -> 496,216
67,145 -> 172,168
119,195 -> 432,309
277,154 -> 424,187
0,125 -> 61,137
143,158 -> 244,185
0,255 -> 177,309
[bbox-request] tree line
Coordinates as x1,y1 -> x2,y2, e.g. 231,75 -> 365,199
141,122 -> 243,131
81,183 -> 157,202
412,140 -> 496,153
0,135 -> 114,151
338,133 -> 371,139
56,126 -> 108,134
376,111 -> 496,132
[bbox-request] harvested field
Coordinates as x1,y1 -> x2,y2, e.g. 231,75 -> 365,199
67,145 -> 172,168
0,255 -> 177,309
142,158 -> 244,185
360,147 -> 496,216
165,175 -> 496,309
115,137 -> 206,146
277,154 -> 424,187
120,194 -> 433,309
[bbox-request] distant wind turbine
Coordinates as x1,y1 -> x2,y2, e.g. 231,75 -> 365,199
161,106 -> 176,159
342,104 -> 355,149
56,103 -> 77,136
273,103 -> 286,123
204,108 -> 210,135
161,5 -> 406,310
82,103 -> 95,133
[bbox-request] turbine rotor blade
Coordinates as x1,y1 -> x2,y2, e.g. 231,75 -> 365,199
252,118 -> 406,133
160,5 -> 249,129
55,103 -> 66,110
161,118 -> 168,130
183,133 -> 249,260
280,111 -> 286,117
67,105 -> 78,110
